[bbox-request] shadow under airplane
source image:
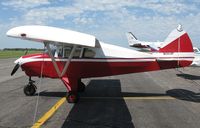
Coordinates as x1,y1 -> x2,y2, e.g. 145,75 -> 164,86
61,79 -> 135,128
38,79 -> 200,127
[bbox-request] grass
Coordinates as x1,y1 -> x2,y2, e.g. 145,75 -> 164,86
0,50 -> 42,59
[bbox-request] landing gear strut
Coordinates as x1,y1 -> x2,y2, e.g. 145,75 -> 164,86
23,77 -> 37,96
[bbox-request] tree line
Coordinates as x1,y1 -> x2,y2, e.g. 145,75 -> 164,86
2,48 -> 43,51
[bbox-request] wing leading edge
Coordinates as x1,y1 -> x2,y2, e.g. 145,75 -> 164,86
6,25 -> 97,47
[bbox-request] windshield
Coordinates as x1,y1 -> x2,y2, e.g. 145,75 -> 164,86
44,44 -> 57,56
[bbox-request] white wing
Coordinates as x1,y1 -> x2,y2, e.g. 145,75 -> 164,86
7,25 -> 97,47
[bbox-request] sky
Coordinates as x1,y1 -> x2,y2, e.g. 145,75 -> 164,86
0,0 -> 200,49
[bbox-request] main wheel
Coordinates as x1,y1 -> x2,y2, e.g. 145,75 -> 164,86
67,92 -> 79,103
23,84 -> 36,96
78,82 -> 85,92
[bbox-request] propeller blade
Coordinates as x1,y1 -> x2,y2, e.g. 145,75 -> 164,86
11,63 -> 20,76
24,48 -> 28,55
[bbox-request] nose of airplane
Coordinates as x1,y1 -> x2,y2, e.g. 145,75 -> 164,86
14,57 -> 23,64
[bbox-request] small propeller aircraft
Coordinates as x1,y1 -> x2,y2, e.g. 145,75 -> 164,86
126,32 -> 163,51
6,25 -> 194,103
191,47 -> 200,66
126,24 -> 184,52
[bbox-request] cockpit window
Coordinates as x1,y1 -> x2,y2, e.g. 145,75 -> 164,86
56,45 -> 84,58
44,44 -> 57,56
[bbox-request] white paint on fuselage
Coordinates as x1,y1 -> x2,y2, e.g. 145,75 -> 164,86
94,41 -> 153,58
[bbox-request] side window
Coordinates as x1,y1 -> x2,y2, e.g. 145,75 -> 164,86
83,48 -> 96,58
64,46 -> 72,58
55,46 -> 95,58
73,48 -> 82,58
63,46 -> 83,58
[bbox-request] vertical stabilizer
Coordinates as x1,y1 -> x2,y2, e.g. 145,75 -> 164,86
159,25 -> 193,53
126,32 -> 138,46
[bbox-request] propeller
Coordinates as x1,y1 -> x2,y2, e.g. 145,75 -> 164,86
11,49 -> 28,76
11,63 -> 20,76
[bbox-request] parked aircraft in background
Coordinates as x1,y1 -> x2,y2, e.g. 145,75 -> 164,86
191,47 -> 200,66
126,32 -> 162,52
126,24 -> 183,52
7,25 -> 194,103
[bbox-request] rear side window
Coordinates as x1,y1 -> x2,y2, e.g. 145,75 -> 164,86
83,48 -> 96,58
73,48 -> 82,58
64,46 -> 72,58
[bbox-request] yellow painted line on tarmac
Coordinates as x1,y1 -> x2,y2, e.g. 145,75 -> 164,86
31,97 -> 66,128
81,96 -> 176,100
123,96 -> 176,100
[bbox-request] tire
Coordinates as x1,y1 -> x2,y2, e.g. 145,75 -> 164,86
23,84 -> 36,96
67,92 -> 79,103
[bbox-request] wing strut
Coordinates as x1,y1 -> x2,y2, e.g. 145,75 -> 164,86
61,45 -> 77,77
46,43 -> 61,77
45,42 -> 77,78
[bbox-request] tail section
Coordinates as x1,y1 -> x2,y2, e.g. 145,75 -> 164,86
158,25 -> 194,68
126,32 -> 138,46
159,25 -> 193,53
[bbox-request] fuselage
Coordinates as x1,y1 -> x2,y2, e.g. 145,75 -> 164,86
16,41 -> 193,79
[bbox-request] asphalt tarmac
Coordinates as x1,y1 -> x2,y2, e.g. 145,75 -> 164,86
0,58 -> 200,128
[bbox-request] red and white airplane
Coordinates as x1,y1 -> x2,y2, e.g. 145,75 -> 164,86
7,25 -> 194,103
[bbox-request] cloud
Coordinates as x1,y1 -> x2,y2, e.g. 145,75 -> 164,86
5,1 -> 199,26
73,0 -> 199,16
1,0 -> 200,48
73,17 -> 94,25
140,1 -> 199,15
1,0 -> 50,10
23,7 -> 82,24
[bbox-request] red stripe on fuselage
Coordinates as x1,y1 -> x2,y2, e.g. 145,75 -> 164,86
21,58 -> 192,79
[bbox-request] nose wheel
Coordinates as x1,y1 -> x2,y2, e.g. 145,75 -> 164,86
24,77 -> 37,96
